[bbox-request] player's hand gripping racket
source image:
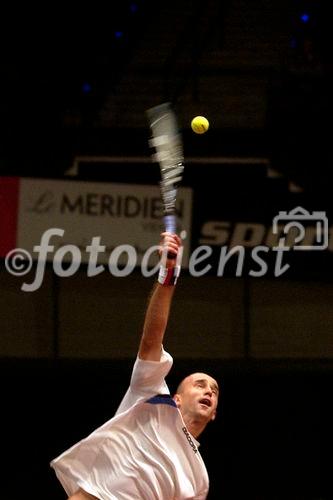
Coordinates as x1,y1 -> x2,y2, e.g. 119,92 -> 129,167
146,102 -> 184,236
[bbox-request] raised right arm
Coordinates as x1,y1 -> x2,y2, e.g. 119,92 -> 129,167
138,233 -> 181,361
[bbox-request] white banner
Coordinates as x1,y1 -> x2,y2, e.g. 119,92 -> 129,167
17,178 -> 192,267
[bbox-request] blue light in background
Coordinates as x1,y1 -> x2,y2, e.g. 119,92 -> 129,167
300,13 -> 310,23
130,3 -> 138,13
82,82 -> 92,94
114,31 -> 124,39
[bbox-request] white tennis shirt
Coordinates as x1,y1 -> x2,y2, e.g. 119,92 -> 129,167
50,349 -> 209,499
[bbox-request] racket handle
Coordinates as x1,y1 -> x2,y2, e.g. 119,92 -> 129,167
163,214 -> 177,259
163,214 -> 176,234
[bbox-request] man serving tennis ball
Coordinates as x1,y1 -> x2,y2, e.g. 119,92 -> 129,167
51,232 -> 219,500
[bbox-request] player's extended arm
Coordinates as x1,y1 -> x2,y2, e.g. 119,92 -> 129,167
138,233 -> 181,361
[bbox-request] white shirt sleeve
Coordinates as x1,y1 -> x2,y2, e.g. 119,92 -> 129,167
115,347 -> 173,415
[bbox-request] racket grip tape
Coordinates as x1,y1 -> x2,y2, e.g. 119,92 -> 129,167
163,214 -> 177,259
163,214 -> 176,234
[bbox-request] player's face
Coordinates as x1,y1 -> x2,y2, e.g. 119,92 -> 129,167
174,373 -> 219,423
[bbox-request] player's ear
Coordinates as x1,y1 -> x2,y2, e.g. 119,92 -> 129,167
173,393 -> 182,408
210,410 -> 217,421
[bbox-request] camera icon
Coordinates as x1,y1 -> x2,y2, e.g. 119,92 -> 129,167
272,206 -> 328,251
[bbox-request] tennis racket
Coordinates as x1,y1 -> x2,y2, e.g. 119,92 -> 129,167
146,102 -> 184,235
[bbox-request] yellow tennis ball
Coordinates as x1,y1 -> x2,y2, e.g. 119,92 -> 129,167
191,116 -> 209,134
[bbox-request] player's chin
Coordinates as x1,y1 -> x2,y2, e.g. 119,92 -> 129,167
197,403 -> 213,417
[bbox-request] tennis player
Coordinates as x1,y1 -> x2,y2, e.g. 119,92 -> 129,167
51,232 -> 219,499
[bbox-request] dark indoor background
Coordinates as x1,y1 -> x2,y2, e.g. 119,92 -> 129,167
0,1 -> 332,499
